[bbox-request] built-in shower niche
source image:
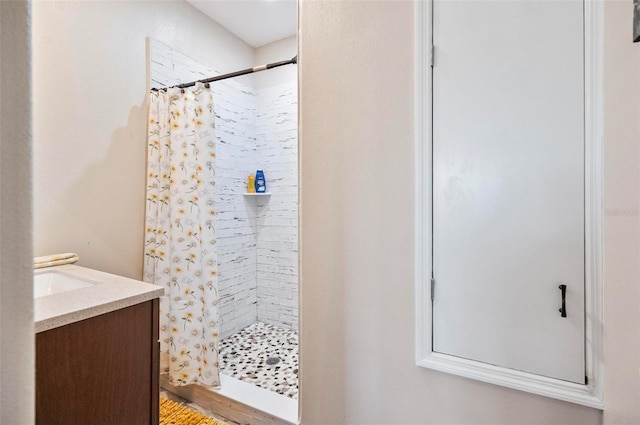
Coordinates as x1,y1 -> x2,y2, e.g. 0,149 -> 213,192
149,38 -> 298,410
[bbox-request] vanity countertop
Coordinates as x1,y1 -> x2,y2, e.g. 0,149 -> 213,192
35,264 -> 164,333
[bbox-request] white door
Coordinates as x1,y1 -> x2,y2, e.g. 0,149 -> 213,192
432,0 -> 585,383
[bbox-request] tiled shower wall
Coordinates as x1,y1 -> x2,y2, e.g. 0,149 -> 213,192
255,83 -> 298,330
149,39 -> 298,338
213,83 -> 259,338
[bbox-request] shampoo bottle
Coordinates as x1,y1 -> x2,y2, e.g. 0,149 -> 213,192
247,174 -> 256,193
255,170 -> 267,193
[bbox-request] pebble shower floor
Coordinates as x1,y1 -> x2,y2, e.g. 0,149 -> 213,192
219,321 -> 299,399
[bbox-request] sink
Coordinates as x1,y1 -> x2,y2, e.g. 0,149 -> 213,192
34,270 -> 97,298
34,264 -> 164,333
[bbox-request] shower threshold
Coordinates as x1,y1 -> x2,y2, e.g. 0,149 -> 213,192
160,374 -> 298,425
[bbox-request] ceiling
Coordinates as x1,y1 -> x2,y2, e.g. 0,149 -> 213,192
186,0 -> 297,48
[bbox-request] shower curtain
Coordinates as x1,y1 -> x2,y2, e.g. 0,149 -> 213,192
143,83 -> 220,387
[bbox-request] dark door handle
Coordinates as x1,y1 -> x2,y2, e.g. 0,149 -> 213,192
559,284 -> 567,317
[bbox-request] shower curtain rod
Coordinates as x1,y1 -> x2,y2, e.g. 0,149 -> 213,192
152,55 -> 297,91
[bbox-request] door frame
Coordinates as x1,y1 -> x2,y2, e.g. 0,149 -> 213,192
414,0 -> 604,409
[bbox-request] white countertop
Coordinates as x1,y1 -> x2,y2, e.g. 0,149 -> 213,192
35,265 -> 164,333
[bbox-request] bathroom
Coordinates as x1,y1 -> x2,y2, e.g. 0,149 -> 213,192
32,0 -> 298,423
2,0 -> 640,424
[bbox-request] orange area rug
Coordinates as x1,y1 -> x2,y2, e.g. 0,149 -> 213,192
160,397 -> 227,425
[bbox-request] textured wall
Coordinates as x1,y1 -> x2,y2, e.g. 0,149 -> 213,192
255,80 -> 299,330
214,80 -> 260,338
254,36 -> 299,331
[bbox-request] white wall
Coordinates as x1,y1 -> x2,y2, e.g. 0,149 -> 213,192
298,1 -> 636,423
0,1 -> 34,423
603,1 -> 640,423
213,80 -> 260,338
255,82 -> 298,330
254,36 -> 298,90
32,0 -> 254,280
255,36 -> 299,330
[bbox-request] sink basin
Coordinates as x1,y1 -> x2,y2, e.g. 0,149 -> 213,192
34,270 -> 96,298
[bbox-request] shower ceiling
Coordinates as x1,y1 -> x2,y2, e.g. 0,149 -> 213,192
186,0 -> 297,48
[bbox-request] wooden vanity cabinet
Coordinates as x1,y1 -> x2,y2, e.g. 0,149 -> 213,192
36,299 -> 159,425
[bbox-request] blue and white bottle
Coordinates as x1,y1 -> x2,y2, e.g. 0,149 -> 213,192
255,170 -> 267,193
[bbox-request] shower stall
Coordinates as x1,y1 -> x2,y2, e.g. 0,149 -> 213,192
147,38 -> 298,418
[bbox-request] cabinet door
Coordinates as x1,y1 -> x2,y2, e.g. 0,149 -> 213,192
36,301 -> 158,425
432,0 -> 585,383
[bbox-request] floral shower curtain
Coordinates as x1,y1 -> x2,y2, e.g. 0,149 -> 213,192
143,83 -> 220,387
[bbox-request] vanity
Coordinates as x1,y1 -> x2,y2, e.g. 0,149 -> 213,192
34,265 -> 164,425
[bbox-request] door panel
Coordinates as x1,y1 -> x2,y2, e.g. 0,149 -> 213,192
432,0 -> 585,383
